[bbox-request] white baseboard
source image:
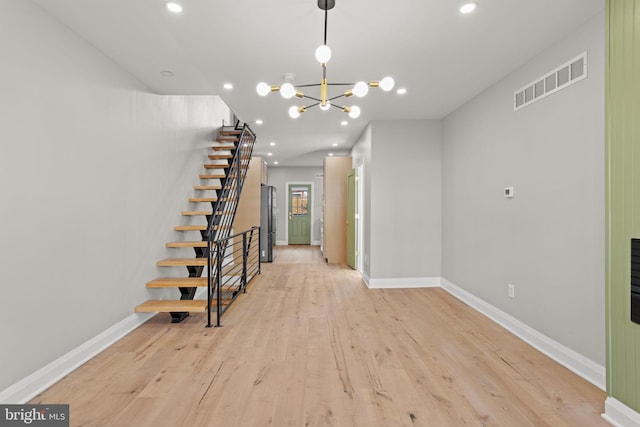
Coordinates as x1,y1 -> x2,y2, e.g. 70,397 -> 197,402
367,276 -> 440,289
311,240 -> 321,246
0,312 -> 155,404
440,278 -> 605,390
361,271 -> 371,287
603,397 -> 640,427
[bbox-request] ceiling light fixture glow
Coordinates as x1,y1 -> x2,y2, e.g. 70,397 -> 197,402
460,2 -> 478,14
397,88 -> 407,95
223,83 -> 233,90
255,119 -> 263,125
256,0 -> 396,119
165,2 -> 183,13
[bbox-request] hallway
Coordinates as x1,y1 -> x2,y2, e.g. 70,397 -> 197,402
32,246 -> 607,426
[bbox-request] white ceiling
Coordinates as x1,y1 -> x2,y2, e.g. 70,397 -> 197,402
31,0 -> 604,167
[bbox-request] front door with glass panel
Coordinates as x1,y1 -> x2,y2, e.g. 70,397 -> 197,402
288,184 -> 311,245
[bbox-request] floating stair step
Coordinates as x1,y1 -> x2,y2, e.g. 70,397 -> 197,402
146,277 -> 208,288
208,154 -> 233,160
216,137 -> 239,143
219,130 -> 242,136
157,258 -> 208,267
135,300 -> 208,313
173,225 -> 230,231
189,197 -> 217,203
211,145 -> 236,151
174,225 -> 207,231
200,173 -> 226,179
195,185 -> 221,191
182,211 -> 212,216
204,164 -> 230,169
166,241 -> 207,248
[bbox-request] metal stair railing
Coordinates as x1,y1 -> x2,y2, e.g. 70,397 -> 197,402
205,122 -> 258,327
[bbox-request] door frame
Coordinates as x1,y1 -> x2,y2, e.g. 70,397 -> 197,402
284,181 -> 315,245
356,163 -> 364,273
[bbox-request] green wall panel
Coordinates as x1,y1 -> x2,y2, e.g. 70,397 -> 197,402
607,0 -> 640,409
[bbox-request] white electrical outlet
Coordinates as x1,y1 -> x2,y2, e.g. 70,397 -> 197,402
508,283 -> 515,298
505,187 -> 514,198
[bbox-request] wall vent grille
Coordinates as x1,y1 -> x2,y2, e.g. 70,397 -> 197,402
514,52 -> 587,111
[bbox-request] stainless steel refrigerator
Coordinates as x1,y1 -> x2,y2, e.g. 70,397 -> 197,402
260,185 -> 276,262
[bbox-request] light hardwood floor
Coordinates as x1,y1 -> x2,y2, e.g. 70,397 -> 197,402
32,246 -> 608,426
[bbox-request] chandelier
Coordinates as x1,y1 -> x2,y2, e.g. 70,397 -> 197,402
256,0 -> 395,119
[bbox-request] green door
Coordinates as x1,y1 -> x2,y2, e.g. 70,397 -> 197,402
288,184 -> 311,245
346,169 -> 356,269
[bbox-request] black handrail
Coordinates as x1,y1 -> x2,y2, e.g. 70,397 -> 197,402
204,122 -> 259,327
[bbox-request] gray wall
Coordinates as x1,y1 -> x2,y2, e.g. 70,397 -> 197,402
267,166 -> 324,245
0,0 -> 231,391
441,13 -> 605,364
351,120 -> 442,282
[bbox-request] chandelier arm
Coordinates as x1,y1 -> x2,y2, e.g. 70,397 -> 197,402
328,94 -> 346,101
326,83 -> 356,86
302,95 -> 323,102
296,83 -> 323,88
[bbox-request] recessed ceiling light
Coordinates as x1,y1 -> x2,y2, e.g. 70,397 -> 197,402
329,153 -> 334,157
267,152 -> 273,156
397,88 -> 407,95
255,119 -> 263,125
165,2 -> 183,13
160,70 -> 174,77
269,142 -> 276,146
274,161 -> 279,165
223,83 -> 233,90
341,121 -> 348,126
460,2 -> 478,14
332,143 -> 338,147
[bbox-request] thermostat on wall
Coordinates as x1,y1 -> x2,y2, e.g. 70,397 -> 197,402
505,187 -> 514,198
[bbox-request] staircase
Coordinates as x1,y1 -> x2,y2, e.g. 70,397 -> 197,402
135,123 -> 257,323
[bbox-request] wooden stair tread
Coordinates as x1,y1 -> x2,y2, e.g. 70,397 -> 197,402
211,145 -> 236,151
216,137 -> 239,142
200,174 -> 226,179
174,225 -> 207,231
157,258 -> 208,267
204,164 -> 230,169
189,197 -> 217,202
166,241 -> 207,248
219,130 -> 242,136
146,277 -> 208,288
182,211 -> 212,216
135,300 -> 208,313
173,225 -> 230,231
194,185 -> 221,190
208,154 -> 233,160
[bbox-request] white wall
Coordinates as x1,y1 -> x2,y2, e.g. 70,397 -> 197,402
0,0 -> 231,391
267,166 -> 324,245
351,120 -> 442,284
441,13 -> 605,364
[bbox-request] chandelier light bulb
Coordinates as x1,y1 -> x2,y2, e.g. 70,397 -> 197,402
280,83 -> 296,99
348,106 -> 361,119
319,100 -> 331,111
256,82 -> 270,96
289,106 -> 301,119
315,45 -> 332,63
353,81 -> 369,97
380,77 -> 395,92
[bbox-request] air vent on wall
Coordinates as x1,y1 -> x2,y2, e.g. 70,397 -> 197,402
514,52 -> 587,111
